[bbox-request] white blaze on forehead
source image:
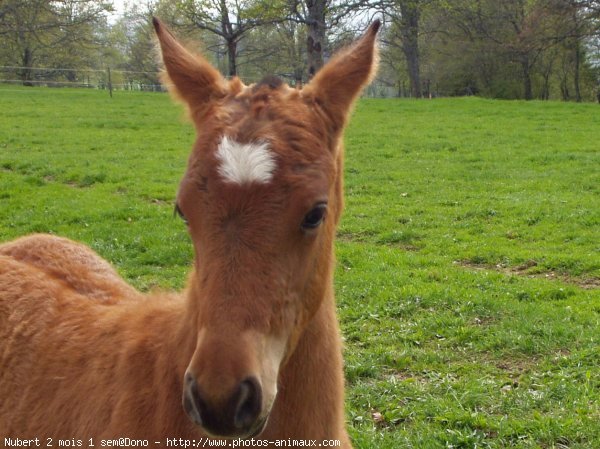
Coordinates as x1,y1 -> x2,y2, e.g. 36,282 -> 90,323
216,136 -> 276,185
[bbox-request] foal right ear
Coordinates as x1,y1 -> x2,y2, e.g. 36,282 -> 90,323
303,20 -> 380,135
153,17 -> 227,116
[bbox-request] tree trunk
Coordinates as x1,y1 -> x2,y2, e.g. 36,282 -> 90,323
399,1 -> 421,98
220,0 -> 237,77
541,72 -> 550,100
226,38 -> 237,77
574,39 -> 581,102
541,60 -> 553,100
570,7 -> 582,103
294,67 -> 303,88
521,55 -> 532,100
305,0 -> 326,79
21,46 -> 33,86
560,75 -> 570,100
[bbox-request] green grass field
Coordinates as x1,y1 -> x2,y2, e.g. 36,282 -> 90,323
0,85 -> 598,448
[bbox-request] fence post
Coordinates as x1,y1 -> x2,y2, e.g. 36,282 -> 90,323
107,67 -> 113,98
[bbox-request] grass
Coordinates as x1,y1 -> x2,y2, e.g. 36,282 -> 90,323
1,85 -> 598,448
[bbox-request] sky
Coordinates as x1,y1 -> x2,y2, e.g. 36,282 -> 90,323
107,0 -> 146,23
111,0 -> 127,16
106,0 -> 126,24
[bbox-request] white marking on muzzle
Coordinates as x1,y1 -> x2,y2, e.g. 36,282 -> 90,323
216,136 -> 276,185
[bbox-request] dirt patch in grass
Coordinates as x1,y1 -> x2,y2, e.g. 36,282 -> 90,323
337,230 -> 421,251
149,198 -> 170,206
456,260 -> 599,290
495,356 -> 538,378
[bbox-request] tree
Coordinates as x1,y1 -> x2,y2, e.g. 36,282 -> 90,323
286,0 -> 371,80
0,0 -> 113,85
288,0 -> 328,78
439,0 -> 600,100
235,20 -> 307,85
174,0 -> 286,77
555,0 -> 600,101
388,0 -> 423,98
277,20 -> 307,86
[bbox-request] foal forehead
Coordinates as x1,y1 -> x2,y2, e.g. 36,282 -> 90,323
215,137 -> 276,185
201,79 -> 330,186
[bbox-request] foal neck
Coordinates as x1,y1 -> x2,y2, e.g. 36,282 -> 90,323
264,286 -> 346,439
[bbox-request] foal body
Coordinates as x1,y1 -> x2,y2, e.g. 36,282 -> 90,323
0,18 -> 380,446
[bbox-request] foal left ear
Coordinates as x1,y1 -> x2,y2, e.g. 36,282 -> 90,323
304,20 -> 381,133
153,17 -> 228,117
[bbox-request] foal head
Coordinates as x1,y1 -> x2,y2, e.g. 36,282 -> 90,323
154,18 -> 379,439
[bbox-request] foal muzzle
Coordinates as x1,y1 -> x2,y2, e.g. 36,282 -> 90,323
182,371 -> 266,438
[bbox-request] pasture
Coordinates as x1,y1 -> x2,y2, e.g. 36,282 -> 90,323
0,85 -> 598,448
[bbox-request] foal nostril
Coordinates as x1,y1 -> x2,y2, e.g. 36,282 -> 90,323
233,377 -> 262,430
183,372 -> 205,426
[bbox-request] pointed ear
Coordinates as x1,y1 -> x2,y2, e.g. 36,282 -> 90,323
303,20 -> 381,132
153,17 -> 227,116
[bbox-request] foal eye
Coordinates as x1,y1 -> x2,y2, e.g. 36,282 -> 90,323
301,203 -> 327,230
174,204 -> 188,225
